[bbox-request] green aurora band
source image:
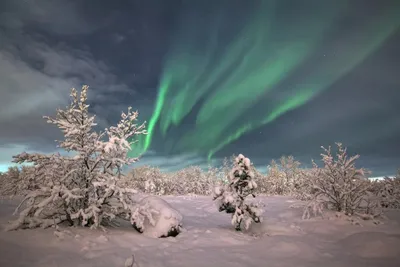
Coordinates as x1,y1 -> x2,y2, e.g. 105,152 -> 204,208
131,1 -> 400,160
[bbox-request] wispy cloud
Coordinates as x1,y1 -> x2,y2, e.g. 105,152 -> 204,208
0,0 -> 137,168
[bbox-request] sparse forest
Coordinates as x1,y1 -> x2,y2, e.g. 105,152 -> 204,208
0,85 -> 399,234
2,144 -> 399,226
0,85 -> 399,267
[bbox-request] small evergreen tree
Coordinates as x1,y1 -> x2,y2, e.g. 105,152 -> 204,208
7,85 -> 146,230
213,154 -> 263,231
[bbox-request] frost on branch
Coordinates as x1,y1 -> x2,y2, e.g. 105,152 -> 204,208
122,165 -> 220,196
0,166 -> 37,197
213,154 -> 263,231
130,196 -> 183,238
302,143 -> 382,222
371,171 -> 400,209
6,85 -> 147,231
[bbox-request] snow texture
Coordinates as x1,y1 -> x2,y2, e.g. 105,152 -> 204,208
130,196 -> 183,238
1,195 -> 400,267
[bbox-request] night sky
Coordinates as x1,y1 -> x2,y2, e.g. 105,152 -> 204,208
0,0 -> 399,176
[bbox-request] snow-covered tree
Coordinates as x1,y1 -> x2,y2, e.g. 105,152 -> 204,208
302,143 -> 381,220
7,85 -> 146,230
213,154 -> 263,231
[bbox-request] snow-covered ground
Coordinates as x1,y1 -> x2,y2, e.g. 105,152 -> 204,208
1,195 -> 400,267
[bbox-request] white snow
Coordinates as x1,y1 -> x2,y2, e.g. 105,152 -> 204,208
130,196 -> 183,238
1,195 -> 400,267
6,86 -> 148,231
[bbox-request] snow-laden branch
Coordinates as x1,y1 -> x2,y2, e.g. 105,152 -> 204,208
6,85 -> 147,230
213,154 -> 263,231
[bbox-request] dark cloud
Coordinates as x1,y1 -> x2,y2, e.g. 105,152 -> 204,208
0,0 -> 93,34
0,0 -> 399,176
0,0 -> 143,160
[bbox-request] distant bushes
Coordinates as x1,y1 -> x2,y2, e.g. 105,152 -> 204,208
256,155 -> 316,199
117,154 -> 317,198
119,165 -> 221,196
2,144 -> 399,218
0,165 -> 37,197
371,173 -> 400,209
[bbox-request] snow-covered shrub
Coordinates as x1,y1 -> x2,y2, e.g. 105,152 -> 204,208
6,85 -> 147,230
221,155 -> 235,175
0,166 -> 36,197
121,165 -> 168,195
265,156 -> 302,195
124,165 -> 220,196
170,166 -> 219,195
256,156 -> 311,198
279,156 -> 302,193
257,159 -> 285,195
213,154 -> 263,231
0,172 -> 8,196
249,164 -> 265,185
302,143 -> 381,220
371,173 -> 400,209
291,167 -> 320,201
130,196 -> 183,238
0,167 -> 20,196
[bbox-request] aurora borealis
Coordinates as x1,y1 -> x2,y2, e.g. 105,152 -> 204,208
130,0 -> 400,162
0,0 -> 399,175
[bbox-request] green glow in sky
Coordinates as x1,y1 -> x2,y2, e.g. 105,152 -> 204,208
131,1 -> 400,159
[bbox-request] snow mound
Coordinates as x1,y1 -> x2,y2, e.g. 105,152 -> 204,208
130,196 -> 183,238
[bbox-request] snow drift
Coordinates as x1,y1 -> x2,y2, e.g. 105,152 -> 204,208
131,196 -> 183,238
